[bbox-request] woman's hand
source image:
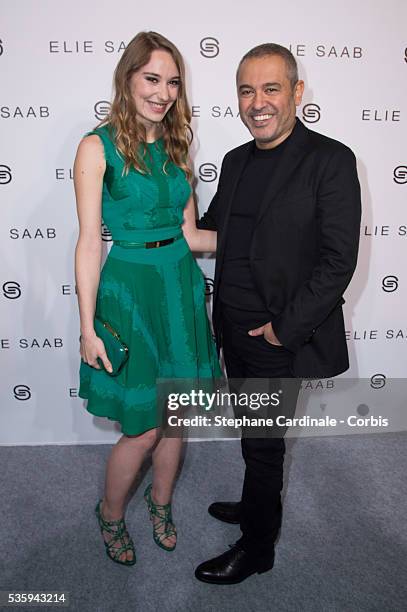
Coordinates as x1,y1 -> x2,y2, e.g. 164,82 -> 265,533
80,332 -> 113,373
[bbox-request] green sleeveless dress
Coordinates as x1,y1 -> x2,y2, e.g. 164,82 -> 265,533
79,125 -> 221,435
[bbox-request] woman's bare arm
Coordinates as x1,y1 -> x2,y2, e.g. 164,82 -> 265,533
74,135 -> 112,372
182,195 -> 217,252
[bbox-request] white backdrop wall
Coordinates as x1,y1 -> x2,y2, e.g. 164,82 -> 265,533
0,0 -> 406,444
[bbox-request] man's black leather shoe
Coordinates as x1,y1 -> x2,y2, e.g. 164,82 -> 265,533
195,544 -> 274,585
208,501 -> 241,524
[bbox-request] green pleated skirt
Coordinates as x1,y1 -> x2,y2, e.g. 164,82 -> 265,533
79,236 -> 222,435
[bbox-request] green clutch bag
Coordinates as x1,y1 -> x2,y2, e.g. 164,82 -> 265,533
94,317 -> 129,376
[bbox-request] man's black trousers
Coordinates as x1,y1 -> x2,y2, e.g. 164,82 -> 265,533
221,306 -> 300,559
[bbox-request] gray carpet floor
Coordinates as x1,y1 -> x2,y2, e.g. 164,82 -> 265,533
1,433 -> 406,612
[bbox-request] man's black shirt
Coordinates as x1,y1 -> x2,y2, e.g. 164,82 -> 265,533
219,135 -> 290,326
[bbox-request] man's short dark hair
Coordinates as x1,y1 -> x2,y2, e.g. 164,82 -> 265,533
237,43 -> 299,88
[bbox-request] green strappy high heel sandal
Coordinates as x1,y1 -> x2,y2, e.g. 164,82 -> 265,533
95,500 -> 136,566
143,484 -> 177,552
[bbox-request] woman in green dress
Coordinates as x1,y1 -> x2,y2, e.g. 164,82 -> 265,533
74,31 -> 221,566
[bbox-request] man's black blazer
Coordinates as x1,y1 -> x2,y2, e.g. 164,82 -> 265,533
197,118 -> 361,378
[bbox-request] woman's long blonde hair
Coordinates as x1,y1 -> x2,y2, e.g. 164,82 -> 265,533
101,31 -> 192,179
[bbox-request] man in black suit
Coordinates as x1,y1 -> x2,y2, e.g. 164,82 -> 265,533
194,43 -> 361,585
